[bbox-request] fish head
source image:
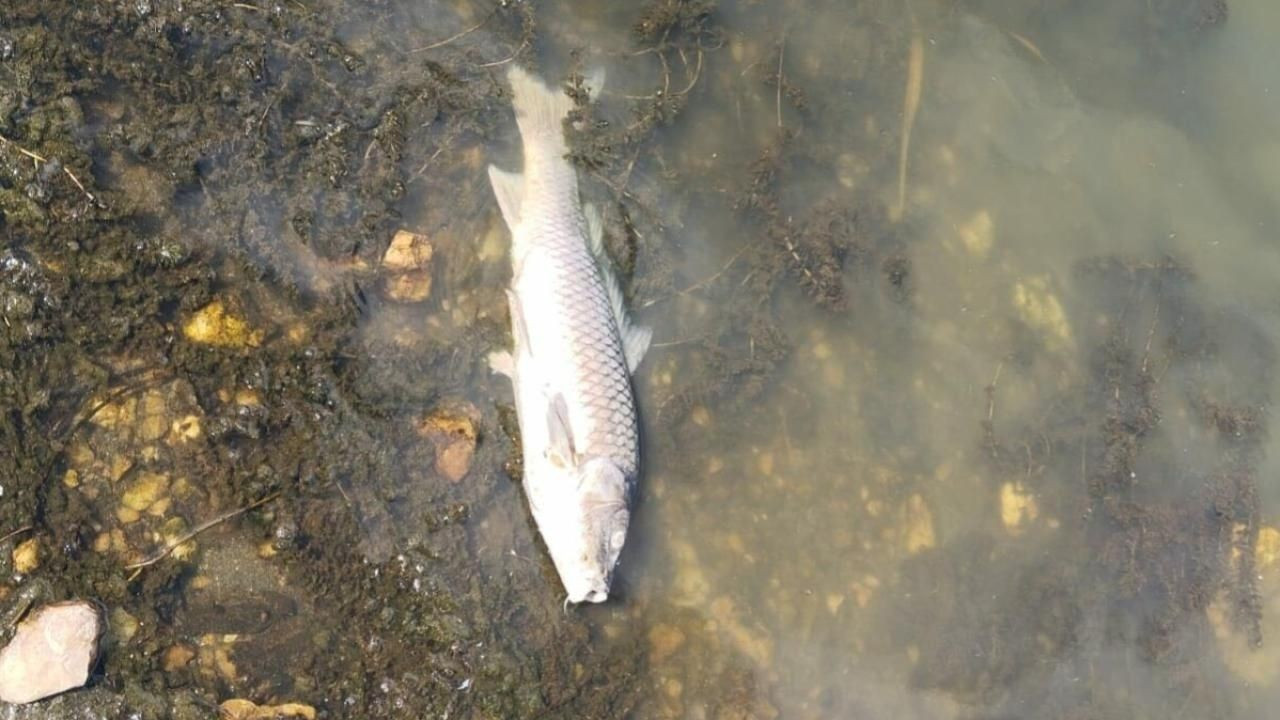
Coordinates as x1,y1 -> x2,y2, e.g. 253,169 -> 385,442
536,457 -> 631,604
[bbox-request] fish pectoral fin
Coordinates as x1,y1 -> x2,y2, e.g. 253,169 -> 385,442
488,350 -> 515,379
545,393 -> 578,469
488,165 -> 524,231
505,289 -> 533,356
584,203 -> 604,256
621,324 -> 652,373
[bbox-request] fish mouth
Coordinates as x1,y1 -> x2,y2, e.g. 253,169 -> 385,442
566,587 -> 609,605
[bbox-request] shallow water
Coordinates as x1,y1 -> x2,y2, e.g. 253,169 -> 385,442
3,0 -> 1279,717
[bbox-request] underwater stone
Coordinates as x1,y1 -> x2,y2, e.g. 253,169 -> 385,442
0,601 -> 102,704
381,229 -> 434,302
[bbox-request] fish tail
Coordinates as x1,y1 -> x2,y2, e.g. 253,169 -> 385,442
507,66 -> 577,148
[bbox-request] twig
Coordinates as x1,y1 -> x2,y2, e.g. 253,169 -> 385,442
407,10 -> 495,54
125,492 -> 281,575
642,239 -> 757,308
0,526 -> 32,545
890,30 -> 924,222
0,132 -> 102,207
478,38 -> 529,68
775,33 -> 786,130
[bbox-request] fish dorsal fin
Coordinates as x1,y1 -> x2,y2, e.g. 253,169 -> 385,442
583,207 -> 652,374
621,324 -> 653,373
505,289 -> 532,355
488,165 -> 524,231
545,393 -> 577,468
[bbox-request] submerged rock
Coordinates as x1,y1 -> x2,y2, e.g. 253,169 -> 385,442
381,229 -> 434,302
218,698 -> 316,719
0,601 -> 103,704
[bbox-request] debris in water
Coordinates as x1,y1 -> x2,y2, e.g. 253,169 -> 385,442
0,601 -> 102,704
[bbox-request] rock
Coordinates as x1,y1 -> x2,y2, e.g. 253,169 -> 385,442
999,481 -> 1038,534
182,299 -> 263,348
0,601 -> 103,704
382,229 -> 434,302
162,644 -> 195,673
218,698 -> 316,719
1012,276 -> 1073,352
11,538 -> 38,574
417,405 -> 479,482
957,209 -> 994,257
902,493 -> 936,554
648,624 -> 686,664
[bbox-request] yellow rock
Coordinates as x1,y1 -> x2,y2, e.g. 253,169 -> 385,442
709,596 -> 773,667
1013,276 -> 1073,350
648,624 -> 686,664
183,299 -> 263,348
122,472 -> 169,512
757,452 -> 774,477
903,493 -> 936,554
162,644 -> 195,673
89,397 -> 135,430
958,209 -> 994,257
999,481 -> 1039,534
160,518 -> 196,561
137,390 -> 169,442
233,389 -> 261,407
12,538 -> 39,574
169,414 -> 203,444
1257,526 -> 1280,569
115,506 -> 141,524
218,699 -> 316,720
382,230 -> 434,302
110,607 -> 139,643
93,532 -> 112,553
109,456 -> 134,482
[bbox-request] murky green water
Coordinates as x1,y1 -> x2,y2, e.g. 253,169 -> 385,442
2,0 -> 1279,717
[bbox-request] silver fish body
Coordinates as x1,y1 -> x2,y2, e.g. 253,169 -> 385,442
487,66 -> 651,604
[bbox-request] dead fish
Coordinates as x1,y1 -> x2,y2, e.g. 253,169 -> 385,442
487,66 -> 651,604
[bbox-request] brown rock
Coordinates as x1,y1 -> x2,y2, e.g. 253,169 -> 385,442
648,624 -> 686,664
417,405 -> 479,482
0,601 -> 103,704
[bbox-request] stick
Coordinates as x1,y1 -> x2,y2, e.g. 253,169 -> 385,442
125,492 -> 281,574
775,33 -> 786,130
0,133 -> 102,207
407,10 -> 495,54
890,32 -> 924,222
0,526 -> 32,545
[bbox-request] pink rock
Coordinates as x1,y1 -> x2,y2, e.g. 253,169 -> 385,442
0,601 -> 102,704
